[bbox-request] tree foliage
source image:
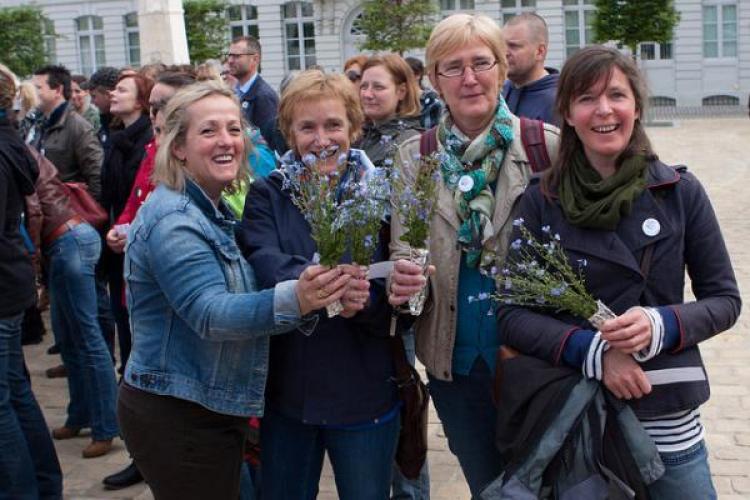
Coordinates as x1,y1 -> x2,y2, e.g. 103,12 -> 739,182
183,0 -> 230,63
0,6 -> 54,78
357,0 -> 437,55
592,0 -> 680,58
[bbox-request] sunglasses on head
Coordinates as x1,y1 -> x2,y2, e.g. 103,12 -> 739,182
346,70 -> 361,82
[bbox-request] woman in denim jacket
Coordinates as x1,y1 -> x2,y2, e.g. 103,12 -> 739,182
119,81 -> 350,500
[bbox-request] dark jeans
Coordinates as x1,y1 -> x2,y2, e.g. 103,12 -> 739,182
107,255 -> 131,375
0,313 -> 62,499
427,358 -> 503,498
261,406 -> 400,500
118,383 -> 248,500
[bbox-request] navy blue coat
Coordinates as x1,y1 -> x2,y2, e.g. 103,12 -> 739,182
498,160 -> 741,417
239,75 -> 279,130
502,68 -> 559,126
236,172 -> 399,425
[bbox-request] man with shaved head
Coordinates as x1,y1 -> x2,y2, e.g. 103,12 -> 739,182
501,13 -> 559,125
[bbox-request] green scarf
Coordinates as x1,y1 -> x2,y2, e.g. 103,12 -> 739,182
437,97 -> 514,268
559,149 -> 648,230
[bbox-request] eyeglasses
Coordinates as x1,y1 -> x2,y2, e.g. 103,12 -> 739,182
345,70 -> 361,83
224,52 -> 257,59
437,59 -> 498,79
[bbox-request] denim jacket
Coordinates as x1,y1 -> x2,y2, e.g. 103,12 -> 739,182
124,179 -> 304,417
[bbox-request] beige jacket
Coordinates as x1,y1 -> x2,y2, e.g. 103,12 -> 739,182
390,115 -> 560,381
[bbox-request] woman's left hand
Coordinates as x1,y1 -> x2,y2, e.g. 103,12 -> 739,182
599,308 -> 652,354
338,264 -> 370,318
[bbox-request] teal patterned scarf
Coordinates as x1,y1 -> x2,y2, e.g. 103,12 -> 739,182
437,97 -> 515,268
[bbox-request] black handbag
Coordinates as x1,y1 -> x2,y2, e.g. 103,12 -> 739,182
391,335 -> 429,480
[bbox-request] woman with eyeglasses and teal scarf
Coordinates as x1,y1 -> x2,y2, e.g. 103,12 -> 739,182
388,13 -> 559,496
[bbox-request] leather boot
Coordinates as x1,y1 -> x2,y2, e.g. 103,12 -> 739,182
52,426 -> 81,440
103,461 -> 144,490
45,364 -> 67,378
82,439 -> 113,458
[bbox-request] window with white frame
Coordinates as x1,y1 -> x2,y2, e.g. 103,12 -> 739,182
703,2 -> 737,58
282,2 -> 316,71
76,15 -> 106,76
42,17 -> 56,64
563,0 -> 595,58
228,4 -> 259,40
440,0 -> 475,16
124,12 -> 140,67
501,0 -> 536,24
640,41 -> 673,61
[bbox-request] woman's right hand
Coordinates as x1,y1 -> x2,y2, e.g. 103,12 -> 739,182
296,265 -> 352,316
602,349 -> 652,400
388,259 -> 433,307
106,228 -> 127,254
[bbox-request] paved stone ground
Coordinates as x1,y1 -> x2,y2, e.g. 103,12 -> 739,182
23,118 -> 750,499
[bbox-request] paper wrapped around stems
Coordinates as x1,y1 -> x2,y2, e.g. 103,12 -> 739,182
404,247 -> 429,316
587,300 -> 616,330
326,300 -> 343,318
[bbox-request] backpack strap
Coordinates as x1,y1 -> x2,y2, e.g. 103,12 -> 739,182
519,117 -> 551,173
420,126 -> 438,156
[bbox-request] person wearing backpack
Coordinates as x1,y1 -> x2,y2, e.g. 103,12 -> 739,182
388,14 -> 559,496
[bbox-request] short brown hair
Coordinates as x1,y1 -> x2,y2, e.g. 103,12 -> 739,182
232,35 -> 261,56
278,70 -> 364,151
0,63 -> 17,113
361,54 -> 421,119
543,45 -> 653,197
152,80 -> 251,193
344,55 -> 368,73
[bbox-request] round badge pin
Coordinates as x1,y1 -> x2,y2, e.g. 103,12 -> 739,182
458,175 -> 474,193
242,101 -> 249,109
642,218 -> 660,237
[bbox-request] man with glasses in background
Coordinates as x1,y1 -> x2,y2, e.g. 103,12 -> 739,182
226,36 -> 279,138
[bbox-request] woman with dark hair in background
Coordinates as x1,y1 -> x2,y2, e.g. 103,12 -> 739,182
100,73 -> 153,375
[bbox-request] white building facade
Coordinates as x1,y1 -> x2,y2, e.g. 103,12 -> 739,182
6,0 -> 749,107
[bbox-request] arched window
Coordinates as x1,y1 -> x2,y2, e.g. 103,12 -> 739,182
282,2 -> 316,71
649,96 -> 676,107
76,15 -> 106,75
702,95 -> 739,106
124,12 -> 140,67
228,4 -> 259,40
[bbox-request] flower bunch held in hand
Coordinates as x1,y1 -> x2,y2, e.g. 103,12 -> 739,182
392,152 -> 442,249
280,149 -> 348,267
339,167 -> 390,266
496,219 -> 614,328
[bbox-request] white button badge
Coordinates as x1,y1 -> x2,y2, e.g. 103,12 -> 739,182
642,218 -> 661,237
458,175 -> 474,193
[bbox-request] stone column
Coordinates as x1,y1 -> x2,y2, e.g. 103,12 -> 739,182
137,0 -> 191,65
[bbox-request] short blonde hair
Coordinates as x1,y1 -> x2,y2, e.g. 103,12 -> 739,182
278,70 -> 364,152
152,80 -> 251,193
426,13 -> 507,87
362,54 -> 421,119
0,63 -> 18,113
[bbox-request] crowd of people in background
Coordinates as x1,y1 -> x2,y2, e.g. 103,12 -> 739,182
0,10 -> 740,500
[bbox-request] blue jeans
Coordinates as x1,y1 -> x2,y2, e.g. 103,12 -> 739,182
0,313 -> 62,499
391,331 -> 431,500
427,359 -> 503,498
46,223 -> 119,440
261,407 -> 400,500
648,440 -> 717,500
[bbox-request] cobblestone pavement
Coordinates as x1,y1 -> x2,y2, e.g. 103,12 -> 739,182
23,118 -> 749,499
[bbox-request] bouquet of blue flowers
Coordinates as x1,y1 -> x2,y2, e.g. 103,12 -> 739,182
392,151 -> 442,315
496,219 -> 614,328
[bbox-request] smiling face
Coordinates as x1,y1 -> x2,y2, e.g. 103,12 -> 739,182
290,97 -> 351,173
360,64 -> 406,123
172,95 -> 245,200
109,77 -> 141,117
431,41 -> 501,137
565,67 -> 639,174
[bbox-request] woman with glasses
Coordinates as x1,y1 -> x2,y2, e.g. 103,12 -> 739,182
388,13 -> 559,496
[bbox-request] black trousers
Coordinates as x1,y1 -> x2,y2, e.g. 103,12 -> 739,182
117,383 -> 248,500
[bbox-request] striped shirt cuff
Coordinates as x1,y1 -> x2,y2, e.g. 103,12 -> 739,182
582,332 -> 609,381
632,306 -> 664,363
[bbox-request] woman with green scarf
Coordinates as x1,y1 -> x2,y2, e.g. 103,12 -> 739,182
388,13 -> 559,496
497,46 -> 739,498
